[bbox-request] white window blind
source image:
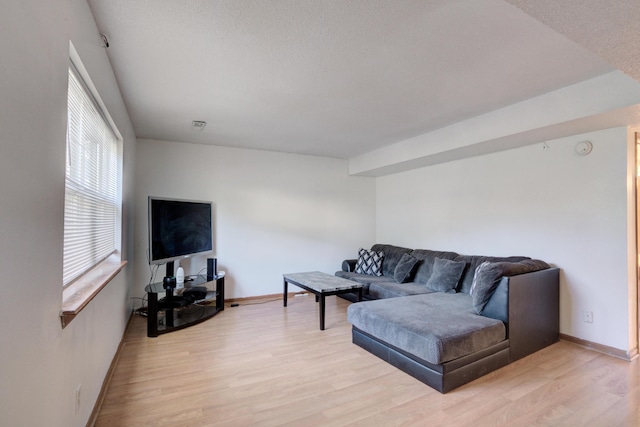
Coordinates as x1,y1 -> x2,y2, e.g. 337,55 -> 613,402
63,64 -> 122,286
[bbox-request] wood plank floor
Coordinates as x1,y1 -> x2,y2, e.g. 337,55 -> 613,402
95,295 -> 640,426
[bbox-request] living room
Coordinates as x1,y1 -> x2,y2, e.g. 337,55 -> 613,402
2,1 -> 639,426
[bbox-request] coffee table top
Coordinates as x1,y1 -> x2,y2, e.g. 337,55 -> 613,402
283,271 -> 362,293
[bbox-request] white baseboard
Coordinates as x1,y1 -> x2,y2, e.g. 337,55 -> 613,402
560,333 -> 638,361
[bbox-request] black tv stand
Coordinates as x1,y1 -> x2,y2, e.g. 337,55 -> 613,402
145,273 -> 225,337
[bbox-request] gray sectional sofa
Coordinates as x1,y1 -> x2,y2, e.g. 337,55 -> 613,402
337,244 -> 559,393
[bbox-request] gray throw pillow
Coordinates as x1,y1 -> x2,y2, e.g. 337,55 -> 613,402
470,261 -> 491,297
393,253 -> 419,283
471,259 -> 550,314
425,257 -> 466,293
354,248 -> 384,276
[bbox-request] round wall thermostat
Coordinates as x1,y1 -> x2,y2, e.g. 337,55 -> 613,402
575,141 -> 593,155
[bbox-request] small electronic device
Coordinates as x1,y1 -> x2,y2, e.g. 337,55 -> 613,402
183,286 -> 208,301
207,257 -> 217,280
162,276 -> 176,290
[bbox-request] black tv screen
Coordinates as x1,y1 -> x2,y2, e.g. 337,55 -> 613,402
148,197 -> 213,264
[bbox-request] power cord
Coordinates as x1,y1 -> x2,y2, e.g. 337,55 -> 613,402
228,297 -> 283,307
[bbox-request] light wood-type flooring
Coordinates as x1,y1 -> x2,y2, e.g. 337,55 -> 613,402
95,295 -> 640,426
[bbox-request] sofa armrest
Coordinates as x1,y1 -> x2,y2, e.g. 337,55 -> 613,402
505,267 -> 560,362
481,277 -> 509,323
342,259 -> 357,272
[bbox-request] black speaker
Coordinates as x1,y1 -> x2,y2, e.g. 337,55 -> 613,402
163,276 -> 176,290
207,258 -> 217,281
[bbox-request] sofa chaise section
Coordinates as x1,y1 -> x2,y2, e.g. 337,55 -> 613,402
347,267 -> 559,393
348,292 -> 506,365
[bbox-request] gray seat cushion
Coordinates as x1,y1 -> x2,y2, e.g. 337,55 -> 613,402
368,281 -> 434,299
347,293 -> 506,365
335,271 -> 392,284
335,271 -> 434,299
335,271 -> 395,295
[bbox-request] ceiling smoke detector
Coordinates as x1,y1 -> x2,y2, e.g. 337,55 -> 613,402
191,120 -> 207,131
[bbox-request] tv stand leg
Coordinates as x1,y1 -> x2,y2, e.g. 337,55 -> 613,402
147,291 -> 158,337
217,276 -> 225,311
165,288 -> 174,327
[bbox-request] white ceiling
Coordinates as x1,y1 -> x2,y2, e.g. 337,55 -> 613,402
88,0 -> 629,159
507,0 -> 640,83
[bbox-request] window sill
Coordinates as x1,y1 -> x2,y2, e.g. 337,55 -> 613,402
61,255 -> 127,328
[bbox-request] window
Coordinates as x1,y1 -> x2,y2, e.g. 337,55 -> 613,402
63,63 -> 122,286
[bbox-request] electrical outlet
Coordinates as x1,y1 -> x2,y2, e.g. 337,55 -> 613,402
584,310 -> 593,323
75,385 -> 81,414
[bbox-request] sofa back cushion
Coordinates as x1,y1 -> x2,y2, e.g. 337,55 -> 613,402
371,244 -> 413,277
393,253 -> 420,283
425,258 -> 467,293
455,255 -> 531,294
471,259 -> 550,314
410,249 -> 459,284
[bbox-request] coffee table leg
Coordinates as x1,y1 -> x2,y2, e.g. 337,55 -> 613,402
283,279 -> 288,307
319,293 -> 325,330
357,287 -> 363,301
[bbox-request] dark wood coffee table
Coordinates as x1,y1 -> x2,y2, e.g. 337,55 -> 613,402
283,271 -> 363,330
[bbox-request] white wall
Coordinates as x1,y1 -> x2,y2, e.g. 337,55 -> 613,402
134,139 -> 376,300
0,1 -> 136,426
377,127 -> 637,354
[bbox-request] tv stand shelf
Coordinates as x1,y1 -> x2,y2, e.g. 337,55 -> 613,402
145,273 -> 225,337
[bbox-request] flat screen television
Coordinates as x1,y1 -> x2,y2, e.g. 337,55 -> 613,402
148,197 -> 213,266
